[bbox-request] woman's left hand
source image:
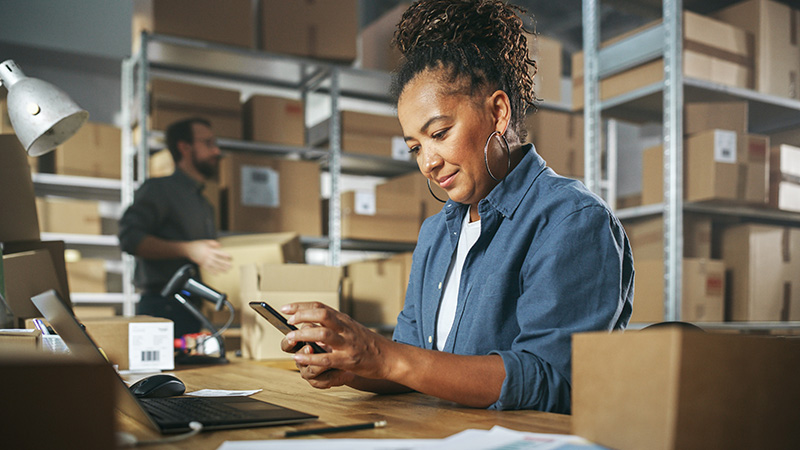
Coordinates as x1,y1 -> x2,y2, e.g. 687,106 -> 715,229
281,302 -> 393,382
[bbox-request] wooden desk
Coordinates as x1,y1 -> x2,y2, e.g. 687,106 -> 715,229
121,358 -> 571,449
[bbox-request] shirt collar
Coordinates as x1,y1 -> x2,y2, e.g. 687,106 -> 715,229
172,167 -> 206,193
443,143 -> 546,221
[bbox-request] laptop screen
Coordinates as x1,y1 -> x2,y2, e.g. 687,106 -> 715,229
31,289 -> 161,430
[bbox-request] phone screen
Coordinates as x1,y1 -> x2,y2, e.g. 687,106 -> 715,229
248,301 -> 326,354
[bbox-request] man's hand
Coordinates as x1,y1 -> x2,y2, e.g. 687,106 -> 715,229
183,240 -> 232,274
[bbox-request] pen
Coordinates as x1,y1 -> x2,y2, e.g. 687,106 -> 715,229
32,319 -> 51,335
279,420 -> 387,438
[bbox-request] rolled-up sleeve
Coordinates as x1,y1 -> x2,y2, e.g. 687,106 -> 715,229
490,205 -> 633,413
118,182 -> 167,255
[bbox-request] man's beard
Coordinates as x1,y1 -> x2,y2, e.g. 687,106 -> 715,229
193,153 -> 219,179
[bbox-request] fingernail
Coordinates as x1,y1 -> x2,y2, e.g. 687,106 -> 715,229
280,305 -> 292,313
286,332 -> 295,340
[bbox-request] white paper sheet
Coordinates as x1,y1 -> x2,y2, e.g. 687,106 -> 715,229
186,389 -> 263,397
216,425 -> 609,450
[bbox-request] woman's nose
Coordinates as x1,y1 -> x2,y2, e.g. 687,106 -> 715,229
419,146 -> 443,174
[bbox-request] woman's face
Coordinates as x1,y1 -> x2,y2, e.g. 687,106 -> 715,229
398,69 -> 504,208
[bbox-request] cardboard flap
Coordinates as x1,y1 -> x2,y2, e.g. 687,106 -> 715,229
0,136 -> 40,242
255,264 -> 341,293
2,250 -> 65,319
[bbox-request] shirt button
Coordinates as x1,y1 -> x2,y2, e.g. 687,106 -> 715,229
438,282 -> 442,290
428,336 -> 433,344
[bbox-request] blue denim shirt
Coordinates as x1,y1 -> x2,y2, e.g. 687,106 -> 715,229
393,144 -> 634,413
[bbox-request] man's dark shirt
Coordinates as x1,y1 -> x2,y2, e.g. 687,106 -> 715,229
118,168 -> 216,292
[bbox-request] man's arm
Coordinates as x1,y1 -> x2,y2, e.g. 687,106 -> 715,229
134,236 -> 231,274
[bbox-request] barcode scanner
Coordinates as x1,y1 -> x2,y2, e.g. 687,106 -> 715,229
162,264 -> 234,365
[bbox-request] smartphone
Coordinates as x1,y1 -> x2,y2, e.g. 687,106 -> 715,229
248,301 -> 326,354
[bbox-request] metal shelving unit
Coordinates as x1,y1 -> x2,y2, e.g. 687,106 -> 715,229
120,32 -> 428,315
582,0 -> 800,330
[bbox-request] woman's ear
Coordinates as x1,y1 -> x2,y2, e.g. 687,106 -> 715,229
489,90 -> 512,134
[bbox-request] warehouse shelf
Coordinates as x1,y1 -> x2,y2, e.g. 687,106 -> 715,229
618,202 -> 800,227
583,0 -> 800,326
301,236 -> 416,253
40,233 -> 119,247
32,173 -> 122,203
599,77 -> 800,134
626,321 -> 800,332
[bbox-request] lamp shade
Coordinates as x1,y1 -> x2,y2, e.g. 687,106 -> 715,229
0,60 -> 88,156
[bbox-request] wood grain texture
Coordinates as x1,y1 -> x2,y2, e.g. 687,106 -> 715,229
119,357 -> 570,449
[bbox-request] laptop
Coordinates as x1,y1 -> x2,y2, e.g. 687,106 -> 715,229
32,289 -> 317,434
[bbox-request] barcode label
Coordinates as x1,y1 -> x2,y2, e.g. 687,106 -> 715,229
141,350 -> 160,362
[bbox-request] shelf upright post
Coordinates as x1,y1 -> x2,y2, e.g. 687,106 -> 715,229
121,54 -> 135,317
328,68 -> 342,266
662,0 -> 684,321
582,0 -> 601,196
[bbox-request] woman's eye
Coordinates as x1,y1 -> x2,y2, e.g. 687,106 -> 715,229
408,145 -> 420,154
432,129 -> 448,140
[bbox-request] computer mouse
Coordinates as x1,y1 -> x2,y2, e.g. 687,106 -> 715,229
129,373 -> 186,398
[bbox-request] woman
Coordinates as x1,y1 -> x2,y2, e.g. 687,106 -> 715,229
281,0 -> 634,413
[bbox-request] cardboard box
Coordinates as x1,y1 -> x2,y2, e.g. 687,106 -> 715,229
684,101 -> 748,140
721,224 -> 800,321
631,257 -> 725,323
2,250 -> 69,324
132,0 -> 254,50
769,180 -> 800,212
359,3 -> 408,72
82,316 -> 174,371
219,153 -> 321,235
529,35 -> 563,104
769,144 -> 800,212
36,197 -> 102,235
643,134 -> 768,205
572,328 -> 800,450
340,190 -> 420,243
0,136 -> 40,243
714,0 -> 800,100
261,0 -> 358,62
148,148 -> 174,178
572,11 -> 754,110
0,89 -> 12,134
3,240 -> 72,314
345,253 -> 413,326
243,95 -> 304,146
40,121 -> 122,180
685,129 -> 739,202
66,259 -> 107,294
150,79 -> 242,140
375,170 -> 447,222
0,348 -> 116,449
342,110 -> 405,159
0,329 -> 42,350
200,232 -> 304,327
525,109 -> 584,177
624,215 -> 712,261
240,263 -> 341,360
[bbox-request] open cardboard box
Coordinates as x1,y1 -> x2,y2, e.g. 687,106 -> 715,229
572,328 -> 800,450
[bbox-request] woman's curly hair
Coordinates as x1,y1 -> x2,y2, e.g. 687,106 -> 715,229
390,0 -> 537,141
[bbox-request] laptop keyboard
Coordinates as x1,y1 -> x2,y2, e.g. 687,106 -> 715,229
140,397 -> 252,424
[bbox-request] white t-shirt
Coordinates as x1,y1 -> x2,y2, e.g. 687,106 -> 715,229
436,208 -> 481,351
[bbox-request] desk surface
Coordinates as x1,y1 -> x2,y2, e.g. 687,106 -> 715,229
121,358 -> 571,449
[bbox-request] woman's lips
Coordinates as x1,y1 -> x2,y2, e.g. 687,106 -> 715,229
437,172 -> 457,189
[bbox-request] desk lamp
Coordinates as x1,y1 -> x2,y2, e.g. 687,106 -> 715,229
0,59 -> 88,328
0,59 -> 88,156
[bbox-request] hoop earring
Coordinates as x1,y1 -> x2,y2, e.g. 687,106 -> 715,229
484,130 -> 511,182
427,179 -> 447,203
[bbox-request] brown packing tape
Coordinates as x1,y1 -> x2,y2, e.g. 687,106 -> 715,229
783,228 -> 791,263
782,283 -> 791,322
737,163 -> 747,200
